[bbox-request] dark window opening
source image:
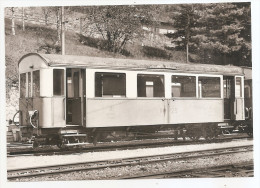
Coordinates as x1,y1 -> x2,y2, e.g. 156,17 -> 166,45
33,70 -> 40,97
20,73 -> 26,98
137,74 -> 164,97
53,69 -> 64,96
95,72 -> 126,97
244,86 -> 250,99
171,75 -> 196,97
28,72 -> 31,97
223,78 -> 232,99
244,80 -> 251,99
73,71 -> 79,98
199,77 -> 221,98
67,69 -> 81,98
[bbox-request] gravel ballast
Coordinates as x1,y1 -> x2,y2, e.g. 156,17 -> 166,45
11,151 -> 253,181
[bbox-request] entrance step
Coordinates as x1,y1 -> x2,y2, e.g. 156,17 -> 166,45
7,131 -> 14,142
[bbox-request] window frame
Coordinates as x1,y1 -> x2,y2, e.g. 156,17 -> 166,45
27,71 -> 32,98
171,74 -> 197,98
19,73 -> 27,98
19,69 -> 43,98
235,76 -> 244,98
53,68 -> 66,97
198,75 -> 222,99
244,80 -> 251,99
19,71 -> 32,98
137,73 -> 165,98
95,72 -> 126,98
32,70 -> 41,97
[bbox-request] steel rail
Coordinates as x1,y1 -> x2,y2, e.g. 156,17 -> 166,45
7,145 -> 253,180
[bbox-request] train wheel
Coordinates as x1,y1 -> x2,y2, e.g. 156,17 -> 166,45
32,140 -> 39,148
246,125 -> 253,137
189,136 -> 200,141
56,138 -> 67,149
222,129 -> 231,135
205,128 -> 216,141
93,132 -> 100,146
205,136 -> 213,141
180,128 -> 186,141
186,131 -> 200,141
247,131 -> 253,137
57,142 -> 63,149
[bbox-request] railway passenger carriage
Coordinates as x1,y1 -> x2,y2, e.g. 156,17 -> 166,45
17,53 -> 248,147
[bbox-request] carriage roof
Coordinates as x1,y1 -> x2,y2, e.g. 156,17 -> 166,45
18,53 -> 244,75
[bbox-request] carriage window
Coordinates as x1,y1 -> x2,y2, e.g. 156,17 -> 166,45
53,69 -> 64,96
244,81 -> 251,99
28,72 -> 32,97
95,72 -> 126,97
137,74 -> 164,97
171,75 -> 196,97
67,69 -> 81,98
33,70 -> 40,97
235,77 -> 242,98
244,86 -> 250,99
223,78 -> 232,99
20,73 -> 26,98
198,77 -> 220,98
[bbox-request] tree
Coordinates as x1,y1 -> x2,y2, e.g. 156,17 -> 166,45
73,5 -> 154,54
5,56 -> 19,97
167,4 -> 197,63
42,7 -> 63,45
197,3 -> 251,66
168,3 -> 251,66
36,7 -> 63,54
41,7 -> 52,25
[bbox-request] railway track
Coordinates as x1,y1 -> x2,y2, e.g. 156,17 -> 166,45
7,133 -> 251,157
119,163 -> 254,179
7,145 -> 253,180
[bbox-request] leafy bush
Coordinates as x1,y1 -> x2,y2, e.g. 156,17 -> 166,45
78,34 -> 131,56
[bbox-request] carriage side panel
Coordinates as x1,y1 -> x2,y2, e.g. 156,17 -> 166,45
85,99 -> 168,127
168,99 -> 223,124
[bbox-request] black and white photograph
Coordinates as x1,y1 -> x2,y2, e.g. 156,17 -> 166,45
0,0 -> 259,187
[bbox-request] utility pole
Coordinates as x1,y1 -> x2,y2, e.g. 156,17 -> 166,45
61,6 -> 65,55
186,12 -> 190,64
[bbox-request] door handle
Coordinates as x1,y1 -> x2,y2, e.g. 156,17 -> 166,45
235,99 -> 238,115
236,99 -> 237,115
